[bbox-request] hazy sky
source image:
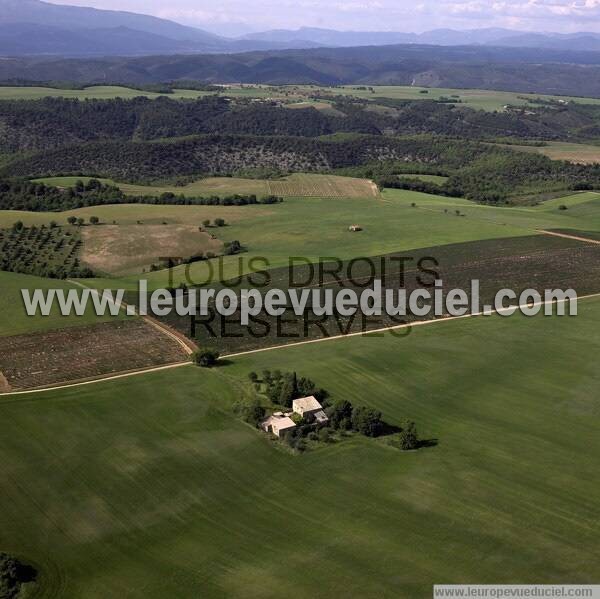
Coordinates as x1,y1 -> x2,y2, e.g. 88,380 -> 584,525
44,0 -> 600,35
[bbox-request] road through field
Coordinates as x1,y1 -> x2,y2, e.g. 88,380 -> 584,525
68,280 -> 197,355
3,292 -> 600,397
537,229 -> 600,245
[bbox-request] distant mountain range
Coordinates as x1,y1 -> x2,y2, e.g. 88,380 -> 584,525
3,0 -> 600,57
0,0 -> 319,56
242,27 -> 600,52
5,44 -> 600,98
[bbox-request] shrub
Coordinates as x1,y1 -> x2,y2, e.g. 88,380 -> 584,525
327,399 -> 353,429
234,397 -> 266,427
351,406 -> 384,437
224,240 -> 243,255
398,421 -> 419,450
192,349 -> 220,368
318,428 -> 331,443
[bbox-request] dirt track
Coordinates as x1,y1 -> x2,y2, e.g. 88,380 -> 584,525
3,292 -> 599,397
537,229 -> 600,245
68,280 -> 197,355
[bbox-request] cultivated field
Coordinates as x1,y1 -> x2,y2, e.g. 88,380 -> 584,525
180,233 -> 600,353
0,224 -> 83,277
0,319 -> 187,391
0,299 -> 598,596
33,173 -> 380,199
504,141 -> 600,164
0,85 -> 210,101
3,188 -> 600,293
0,203 -> 273,228
268,174 -> 379,198
310,84 -> 600,112
0,271 -> 122,337
81,224 -> 223,276
44,188 -> 595,291
4,83 -> 600,112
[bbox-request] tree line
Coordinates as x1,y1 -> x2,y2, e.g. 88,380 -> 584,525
0,177 -> 283,212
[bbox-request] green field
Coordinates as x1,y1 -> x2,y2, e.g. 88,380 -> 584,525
33,173 -> 378,200
3,189 -> 600,291
399,173 -> 449,184
33,175 -> 271,198
530,191 -> 600,229
1,298 -> 599,597
0,86 -> 210,101
0,271 -> 121,337
0,203 -> 274,228
497,141 -> 600,164
323,85 -> 600,112
1,188 -> 597,339
6,83 -> 600,112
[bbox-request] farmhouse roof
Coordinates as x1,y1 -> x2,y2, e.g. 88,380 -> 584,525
263,414 -> 296,430
293,396 -> 323,412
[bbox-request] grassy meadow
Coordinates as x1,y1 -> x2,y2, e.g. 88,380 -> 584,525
5,83 -> 600,112
1,298 -> 599,597
323,85 -> 600,111
0,271 -> 123,337
3,189 -> 600,290
34,175 -> 272,198
399,173 -> 450,184
0,86 -> 210,101
80,224 -> 223,276
33,173 -> 378,199
530,191 -> 600,229
499,141 -> 600,164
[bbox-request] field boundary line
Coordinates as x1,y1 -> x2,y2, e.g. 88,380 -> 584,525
0,362 -> 191,397
68,280 -> 197,355
224,292 -> 600,359
142,315 -> 197,355
3,293 -> 600,397
536,229 -> 600,245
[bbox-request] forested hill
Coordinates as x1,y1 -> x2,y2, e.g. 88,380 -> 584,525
5,133 -> 600,204
3,95 -> 600,155
5,44 -> 600,96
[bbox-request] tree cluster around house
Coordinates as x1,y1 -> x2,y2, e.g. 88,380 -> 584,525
252,369 -> 328,409
238,370 -> 421,453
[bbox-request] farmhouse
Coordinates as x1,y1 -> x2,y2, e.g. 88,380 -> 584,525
261,412 -> 297,437
293,396 -> 329,425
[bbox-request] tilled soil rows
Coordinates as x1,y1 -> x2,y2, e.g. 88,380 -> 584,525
0,319 -> 188,391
